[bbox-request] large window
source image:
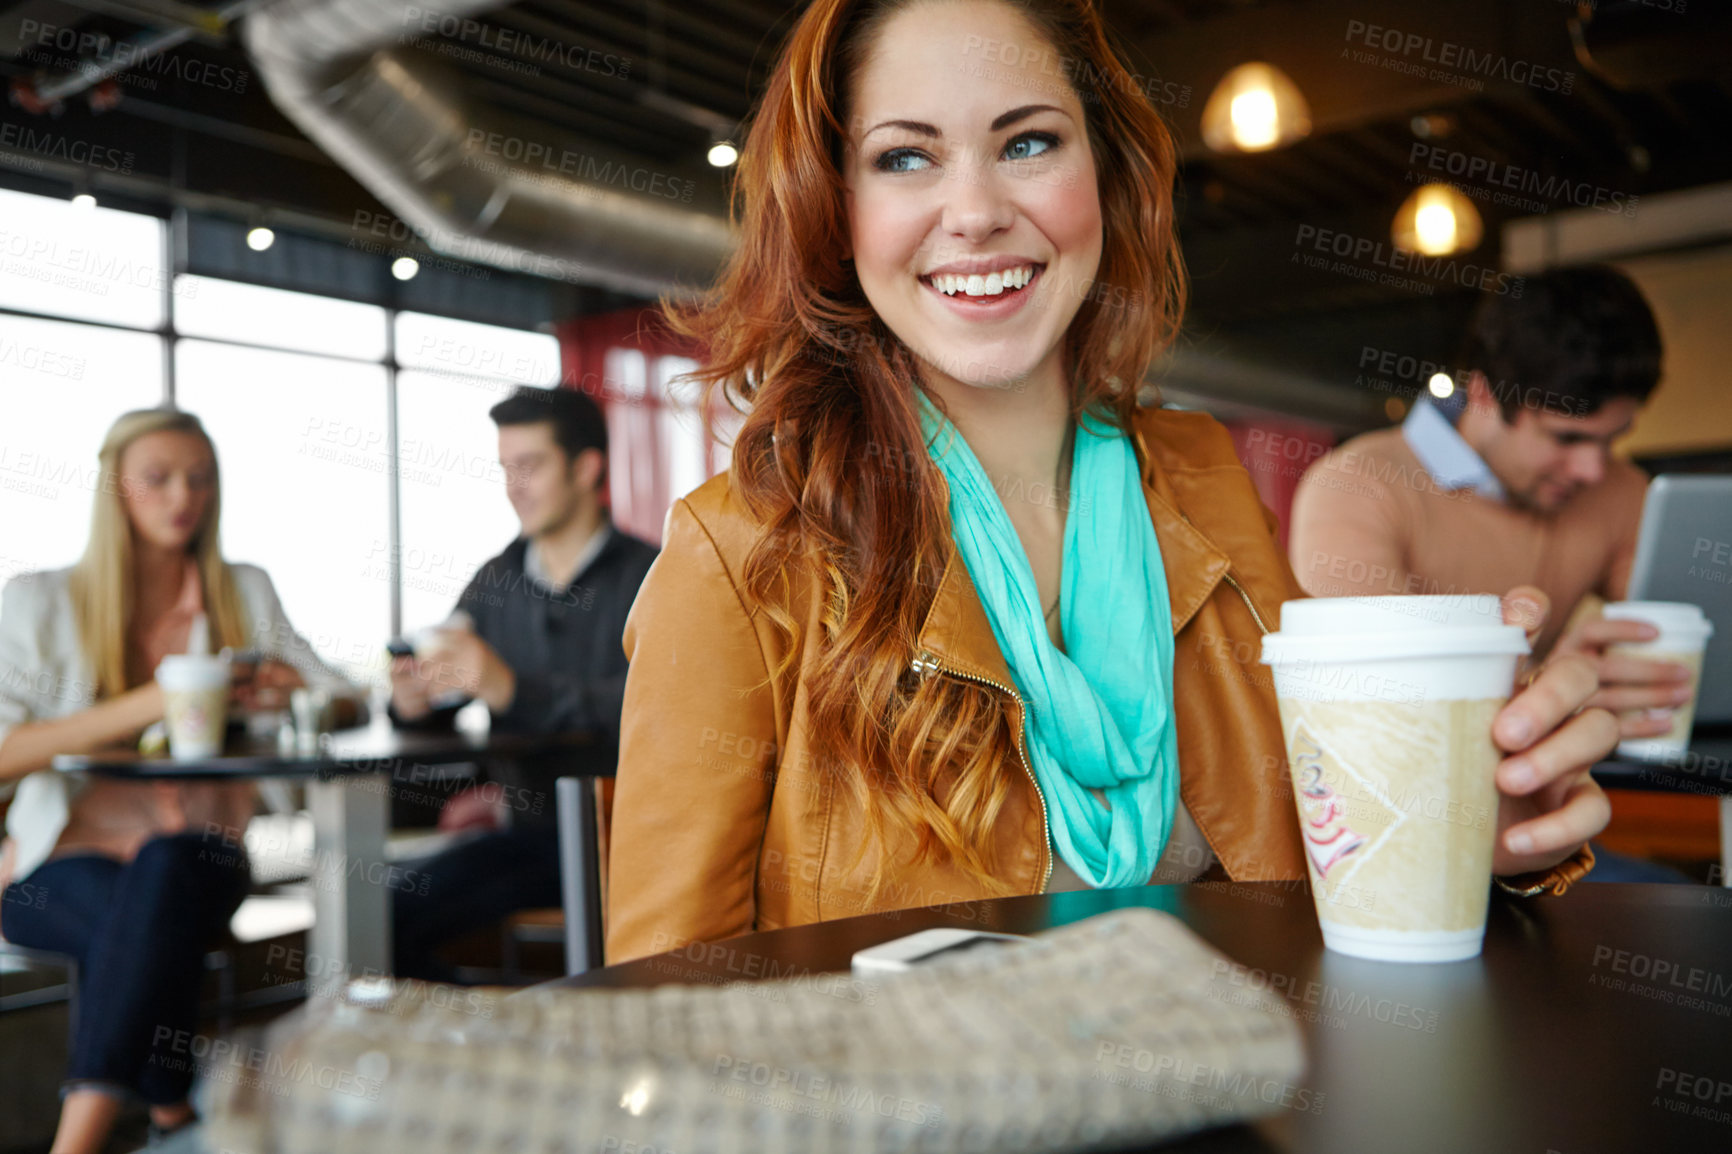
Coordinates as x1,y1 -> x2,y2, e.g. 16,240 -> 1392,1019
176,340 -> 392,682
0,186 -> 558,686
0,315 -> 163,582
394,312 -> 560,630
0,187 -> 167,329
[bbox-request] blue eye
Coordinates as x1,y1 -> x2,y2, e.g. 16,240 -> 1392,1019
874,148 -> 932,173
1004,132 -> 1058,161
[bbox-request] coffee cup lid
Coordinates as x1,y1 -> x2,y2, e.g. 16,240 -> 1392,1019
156,652 -> 231,688
1603,601 -> 1714,639
1261,595 -> 1530,665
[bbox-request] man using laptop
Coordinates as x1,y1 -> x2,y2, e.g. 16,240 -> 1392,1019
388,385 -> 658,981
1291,265 -> 1691,741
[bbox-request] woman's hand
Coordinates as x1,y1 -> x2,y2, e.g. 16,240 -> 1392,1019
1551,614 -> 1695,739
232,659 -> 304,711
1490,587 -> 1616,877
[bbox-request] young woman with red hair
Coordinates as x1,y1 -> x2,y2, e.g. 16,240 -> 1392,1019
604,0 -> 1614,961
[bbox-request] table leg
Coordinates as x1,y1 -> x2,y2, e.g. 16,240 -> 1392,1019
556,776 -> 604,976
1721,795 -> 1732,886
306,775 -> 391,989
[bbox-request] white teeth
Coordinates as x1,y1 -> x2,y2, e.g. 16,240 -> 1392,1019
928,265 -> 1036,296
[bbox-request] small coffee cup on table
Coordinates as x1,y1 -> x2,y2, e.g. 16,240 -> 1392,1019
156,653 -> 233,760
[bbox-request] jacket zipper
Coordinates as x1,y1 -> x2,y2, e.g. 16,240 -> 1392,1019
911,651 -> 1052,893
1221,571 -> 1271,636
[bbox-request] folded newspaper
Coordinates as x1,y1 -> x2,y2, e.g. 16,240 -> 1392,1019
205,908 -> 1307,1154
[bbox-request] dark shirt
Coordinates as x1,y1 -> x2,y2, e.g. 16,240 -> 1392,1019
395,524 -> 659,827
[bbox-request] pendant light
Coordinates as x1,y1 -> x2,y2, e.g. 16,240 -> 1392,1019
1391,182 -> 1483,256
1201,63 -> 1312,153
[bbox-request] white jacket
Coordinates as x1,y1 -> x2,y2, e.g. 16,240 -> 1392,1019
0,563 -> 354,885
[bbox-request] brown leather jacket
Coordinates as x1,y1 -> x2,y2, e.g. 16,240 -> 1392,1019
606,407 -> 1587,963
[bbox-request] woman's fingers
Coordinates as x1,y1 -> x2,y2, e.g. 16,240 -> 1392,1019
1494,653 -> 1598,754
1497,696 -> 1619,795
1501,777 -> 1612,860
1499,586 -> 1550,642
1589,683 -> 1694,713
1598,654 -> 1694,686
1567,618 -> 1659,650
1611,710 -> 1679,740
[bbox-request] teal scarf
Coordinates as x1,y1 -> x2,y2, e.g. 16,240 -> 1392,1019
917,392 -> 1180,889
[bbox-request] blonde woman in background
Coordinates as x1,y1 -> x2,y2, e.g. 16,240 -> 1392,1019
0,408 -> 355,1154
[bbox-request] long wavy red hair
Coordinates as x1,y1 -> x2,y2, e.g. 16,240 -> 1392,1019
665,0 -> 1185,893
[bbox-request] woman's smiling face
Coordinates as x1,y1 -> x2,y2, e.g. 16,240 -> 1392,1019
842,0 -> 1103,392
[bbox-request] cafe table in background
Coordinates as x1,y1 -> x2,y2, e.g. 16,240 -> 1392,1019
54,723 -> 606,980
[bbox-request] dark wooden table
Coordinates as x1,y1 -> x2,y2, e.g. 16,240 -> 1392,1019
53,725 -> 607,977
565,882 -> 1732,1153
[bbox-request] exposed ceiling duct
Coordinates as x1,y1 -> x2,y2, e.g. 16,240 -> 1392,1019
242,0 -> 735,297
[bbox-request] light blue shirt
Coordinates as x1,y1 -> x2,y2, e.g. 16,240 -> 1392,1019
1402,398 -> 1505,501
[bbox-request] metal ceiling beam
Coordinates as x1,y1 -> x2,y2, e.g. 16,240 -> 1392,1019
242,0 -> 734,296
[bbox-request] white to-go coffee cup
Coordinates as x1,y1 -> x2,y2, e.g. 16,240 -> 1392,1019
1604,601 -> 1714,762
156,653 -> 231,760
1261,595 -> 1530,963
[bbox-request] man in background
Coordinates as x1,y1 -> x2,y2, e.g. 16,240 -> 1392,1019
389,386 -> 658,981
1289,266 -> 1694,881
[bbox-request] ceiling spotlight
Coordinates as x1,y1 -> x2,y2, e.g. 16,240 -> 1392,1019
707,141 -> 739,168
1428,372 -> 1455,399
246,226 -> 275,252
391,257 -> 420,281
71,193 -> 96,209
1392,182 -> 1484,256
1201,63 -> 1311,153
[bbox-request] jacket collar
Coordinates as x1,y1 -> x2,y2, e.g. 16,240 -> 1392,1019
913,419 -> 1232,685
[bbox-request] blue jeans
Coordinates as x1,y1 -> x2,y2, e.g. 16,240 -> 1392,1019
1,832 -> 250,1105
392,826 -> 562,984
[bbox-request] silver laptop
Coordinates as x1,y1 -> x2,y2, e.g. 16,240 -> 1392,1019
1625,475 -> 1732,725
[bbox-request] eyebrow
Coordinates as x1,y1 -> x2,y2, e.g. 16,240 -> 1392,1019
1550,420 -> 1633,441
862,104 -> 1070,139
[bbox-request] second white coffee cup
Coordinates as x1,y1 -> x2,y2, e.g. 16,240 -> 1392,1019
1604,601 -> 1714,762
